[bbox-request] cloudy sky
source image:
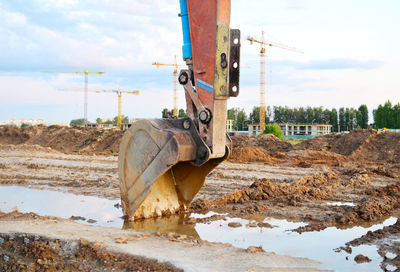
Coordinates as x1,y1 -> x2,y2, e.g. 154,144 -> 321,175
0,0 -> 399,123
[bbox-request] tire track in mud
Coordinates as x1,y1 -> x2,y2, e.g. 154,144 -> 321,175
0,150 -> 120,199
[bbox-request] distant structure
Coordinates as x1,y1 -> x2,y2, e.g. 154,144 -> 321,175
226,119 -> 234,132
248,123 -> 332,137
0,119 -> 67,126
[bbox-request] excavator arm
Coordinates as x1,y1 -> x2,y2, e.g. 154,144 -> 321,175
118,0 -> 240,220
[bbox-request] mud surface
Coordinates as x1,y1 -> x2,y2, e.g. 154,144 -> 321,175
295,129 -> 400,163
0,231 -> 181,272
0,125 -> 400,271
0,125 -> 123,155
0,212 -> 324,272
345,219 -> 400,271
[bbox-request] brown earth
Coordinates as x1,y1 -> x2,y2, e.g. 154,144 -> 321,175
228,146 -> 280,164
296,129 -> 400,163
1,125 -> 399,164
345,219 -> 400,270
0,125 -> 123,155
0,212 -> 182,272
1,125 -> 400,270
231,134 -> 293,153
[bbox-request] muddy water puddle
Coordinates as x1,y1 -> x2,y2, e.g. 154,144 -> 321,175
0,186 -> 397,272
0,186 -> 123,228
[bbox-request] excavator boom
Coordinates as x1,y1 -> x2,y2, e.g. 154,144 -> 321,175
119,0 -> 241,220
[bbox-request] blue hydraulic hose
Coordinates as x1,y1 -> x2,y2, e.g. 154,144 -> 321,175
179,0 -> 192,60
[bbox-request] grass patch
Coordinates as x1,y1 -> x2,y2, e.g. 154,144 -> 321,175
284,138 -> 305,145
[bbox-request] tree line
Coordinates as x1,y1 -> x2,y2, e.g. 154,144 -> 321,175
373,100 -> 400,129
160,100 -> 399,132
226,105 -> 370,132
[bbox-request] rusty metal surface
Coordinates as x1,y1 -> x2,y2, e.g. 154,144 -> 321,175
118,0 -> 237,220
119,118 -> 218,220
187,0 -> 217,108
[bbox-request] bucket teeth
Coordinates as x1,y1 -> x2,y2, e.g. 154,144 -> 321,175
118,118 -> 229,220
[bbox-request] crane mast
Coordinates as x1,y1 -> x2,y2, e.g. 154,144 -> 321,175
260,31 -> 266,132
58,85 -> 139,129
40,69 -> 104,123
248,32 -> 303,133
152,55 -> 185,117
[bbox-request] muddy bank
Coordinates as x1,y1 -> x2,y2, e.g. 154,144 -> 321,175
1,125 -> 399,164
191,168 -> 400,233
0,125 -> 123,155
0,233 -> 180,272
296,129 -> 400,163
344,219 -> 400,271
0,212 -> 324,272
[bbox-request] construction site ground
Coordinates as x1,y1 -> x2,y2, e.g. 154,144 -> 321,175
0,125 -> 399,271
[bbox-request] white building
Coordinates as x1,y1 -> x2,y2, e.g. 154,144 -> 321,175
0,119 -> 67,126
226,119 -> 234,132
248,123 -> 332,137
280,124 -> 332,137
248,124 -> 262,136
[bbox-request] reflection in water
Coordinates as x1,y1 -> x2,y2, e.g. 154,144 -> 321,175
0,185 -> 398,272
0,185 -> 124,228
123,213 -> 200,239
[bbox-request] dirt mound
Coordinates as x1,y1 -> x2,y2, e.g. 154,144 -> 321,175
229,147 -> 279,164
296,129 -> 399,163
0,231 -> 181,272
0,125 -> 123,155
295,134 -> 335,151
295,130 -> 375,155
350,131 -> 400,163
231,134 -> 292,154
214,170 -> 340,207
0,144 -> 60,154
329,129 -> 375,156
287,150 -> 349,167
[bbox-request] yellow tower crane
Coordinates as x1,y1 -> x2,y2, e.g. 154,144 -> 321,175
152,55 -> 185,117
59,85 -> 139,129
40,69 -> 104,123
247,32 -> 303,133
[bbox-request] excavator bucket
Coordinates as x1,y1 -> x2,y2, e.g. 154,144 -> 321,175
119,0 -> 240,220
119,118 -> 228,220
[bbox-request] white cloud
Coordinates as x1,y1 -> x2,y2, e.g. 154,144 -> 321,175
0,0 -> 399,123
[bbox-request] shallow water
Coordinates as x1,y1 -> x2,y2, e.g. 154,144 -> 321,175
0,185 -> 397,272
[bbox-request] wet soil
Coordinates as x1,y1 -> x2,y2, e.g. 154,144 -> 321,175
0,126 -> 400,270
0,212 -> 324,272
0,231 -> 181,272
345,219 -> 400,270
0,213 -> 181,271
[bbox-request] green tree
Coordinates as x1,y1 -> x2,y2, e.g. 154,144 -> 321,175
394,103 -> 400,128
70,118 -> 86,126
236,108 -> 248,131
113,115 -> 129,126
162,108 -> 169,118
339,108 -> 345,131
263,123 -> 283,139
178,109 -> 187,118
227,108 -> 238,130
330,109 -> 338,132
357,104 -> 369,129
305,107 -> 314,124
21,123 -> 30,128
250,106 -> 260,124
96,118 -> 102,124
373,100 -> 400,129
